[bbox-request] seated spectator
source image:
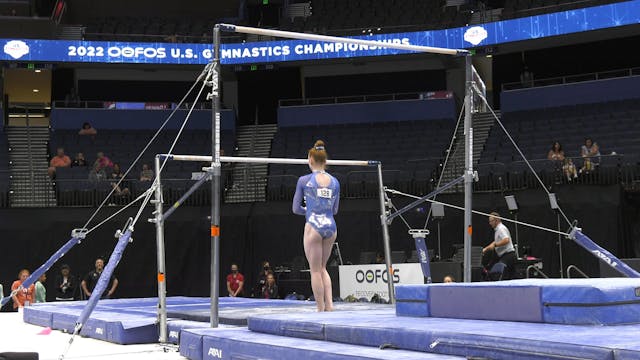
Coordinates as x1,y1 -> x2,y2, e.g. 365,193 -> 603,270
580,138 -> 601,173
547,141 -> 565,161
11,269 -> 35,310
35,273 -> 47,303
79,122 -> 97,136
261,273 -> 278,299
48,147 -> 71,177
93,152 -> 113,173
72,152 -> 87,167
55,264 -> 77,301
443,275 -> 455,283
563,158 -> 578,182
547,142 -> 577,182
140,164 -> 154,181
110,163 -> 130,196
89,162 -> 107,181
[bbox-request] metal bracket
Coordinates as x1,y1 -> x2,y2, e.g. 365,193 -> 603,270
114,217 -> 134,242
409,229 -> 430,238
71,228 -> 88,240
568,220 -> 580,240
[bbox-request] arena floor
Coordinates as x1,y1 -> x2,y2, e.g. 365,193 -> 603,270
0,312 -> 185,360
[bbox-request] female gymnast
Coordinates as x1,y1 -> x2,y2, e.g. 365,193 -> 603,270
292,140 -> 340,312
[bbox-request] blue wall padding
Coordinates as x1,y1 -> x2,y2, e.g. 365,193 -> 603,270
197,328 -> 461,360
395,284 -> 430,317
50,109 -> 236,130
277,99 -> 455,127
501,76 -> 640,112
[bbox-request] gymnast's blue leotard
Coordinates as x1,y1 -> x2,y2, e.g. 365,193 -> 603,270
292,171 -> 340,239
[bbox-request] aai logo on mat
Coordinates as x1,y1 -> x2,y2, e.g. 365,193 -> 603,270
464,26 -> 488,46
207,347 -> 222,358
4,40 -> 29,59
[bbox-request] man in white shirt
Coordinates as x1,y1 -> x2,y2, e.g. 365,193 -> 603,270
483,212 -> 516,280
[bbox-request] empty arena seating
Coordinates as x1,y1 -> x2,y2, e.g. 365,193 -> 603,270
0,129 -> 8,207
76,0 -> 629,43
267,119 -> 455,199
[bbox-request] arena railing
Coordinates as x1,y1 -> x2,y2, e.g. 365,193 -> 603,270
51,100 -> 211,110
502,67 -> 640,91
9,156 -> 636,209
279,91 -> 451,106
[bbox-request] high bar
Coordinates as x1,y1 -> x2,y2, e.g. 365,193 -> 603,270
217,24 -> 467,57
159,154 -> 378,167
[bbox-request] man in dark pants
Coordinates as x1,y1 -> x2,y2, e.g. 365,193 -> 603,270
482,212 -> 516,280
81,257 -> 119,299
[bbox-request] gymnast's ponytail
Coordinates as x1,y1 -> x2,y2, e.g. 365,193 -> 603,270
309,140 -> 327,165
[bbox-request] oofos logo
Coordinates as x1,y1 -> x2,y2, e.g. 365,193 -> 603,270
355,269 -> 400,284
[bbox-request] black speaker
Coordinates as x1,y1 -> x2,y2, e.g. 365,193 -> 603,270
599,258 -> 640,277
0,353 -> 39,360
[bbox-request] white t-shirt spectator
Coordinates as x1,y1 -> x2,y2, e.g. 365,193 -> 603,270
494,223 -> 514,257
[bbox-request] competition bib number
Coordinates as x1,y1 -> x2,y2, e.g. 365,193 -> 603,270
317,188 -> 333,199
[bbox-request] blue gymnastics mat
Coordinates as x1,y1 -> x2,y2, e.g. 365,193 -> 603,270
396,278 -> 640,325
169,301 -> 390,325
247,309 -> 640,359
22,297 -> 316,344
180,328 -> 464,360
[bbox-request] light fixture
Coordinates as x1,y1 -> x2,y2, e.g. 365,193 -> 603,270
548,193 -> 559,210
431,203 -> 444,218
35,69 -> 42,73
32,89 -> 39,93
505,195 -> 518,212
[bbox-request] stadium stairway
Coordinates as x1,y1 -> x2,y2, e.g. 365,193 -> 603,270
439,111 -> 498,192
225,124 -> 278,203
7,126 -> 56,207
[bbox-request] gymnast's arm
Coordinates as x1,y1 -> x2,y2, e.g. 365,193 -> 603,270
292,177 -> 306,215
333,180 -> 340,215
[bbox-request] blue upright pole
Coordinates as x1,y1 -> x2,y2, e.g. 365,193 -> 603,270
73,229 -> 133,333
1,235 -> 84,308
409,230 -> 432,283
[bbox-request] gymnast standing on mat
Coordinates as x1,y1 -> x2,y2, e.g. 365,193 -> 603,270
292,140 -> 340,312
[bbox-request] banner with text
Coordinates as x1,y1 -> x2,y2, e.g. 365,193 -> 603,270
1,1 -> 638,65
339,263 -> 424,302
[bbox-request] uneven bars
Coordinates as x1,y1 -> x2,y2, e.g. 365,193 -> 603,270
218,24 -> 467,56
159,154 -> 377,167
